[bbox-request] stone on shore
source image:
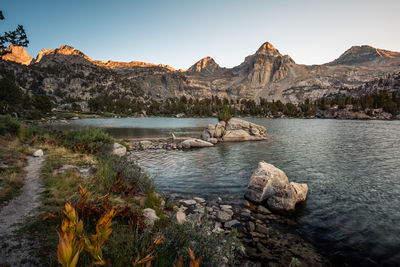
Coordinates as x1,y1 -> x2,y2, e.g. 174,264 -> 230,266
224,219 -> 240,228
173,210 -> 186,225
33,149 -> 44,157
180,199 -> 197,206
110,142 -> 127,157
244,161 -> 308,212
216,210 -> 233,222
143,208 -> 159,226
181,138 -> 214,149
194,197 -> 206,203
139,140 -> 152,150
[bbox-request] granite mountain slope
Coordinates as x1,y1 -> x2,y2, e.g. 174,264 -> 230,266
1,42 -> 400,110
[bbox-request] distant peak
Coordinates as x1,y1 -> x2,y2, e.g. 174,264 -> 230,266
53,45 -> 87,57
258,42 -> 275,51
327,45 -> 400,66
187,56 -> 221,73
256,42 -> 280,56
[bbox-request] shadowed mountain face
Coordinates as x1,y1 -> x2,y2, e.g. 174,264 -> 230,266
1,42 -> 400,109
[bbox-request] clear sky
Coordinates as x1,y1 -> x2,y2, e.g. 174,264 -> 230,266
2,0 -> 399,70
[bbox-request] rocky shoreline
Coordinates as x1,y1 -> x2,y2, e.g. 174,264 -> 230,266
164,195 -> 327,266
105,118 -> 329,265
133,151 -> 328,266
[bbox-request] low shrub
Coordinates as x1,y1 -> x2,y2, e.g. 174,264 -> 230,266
0,115 -> 21,136
64,127 -> 114,153
217,104 -> 232,122
93,155 -> 154,196
155,220 -> 238,266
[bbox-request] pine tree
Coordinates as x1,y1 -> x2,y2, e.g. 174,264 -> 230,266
0,10 -> 29,58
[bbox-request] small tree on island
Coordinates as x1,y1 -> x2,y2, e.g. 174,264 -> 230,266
217,104 -> 232,122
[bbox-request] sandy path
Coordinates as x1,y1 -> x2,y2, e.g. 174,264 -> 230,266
0,155 -> 45,266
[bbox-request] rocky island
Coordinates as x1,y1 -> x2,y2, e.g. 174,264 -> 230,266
126,118 -> 268,150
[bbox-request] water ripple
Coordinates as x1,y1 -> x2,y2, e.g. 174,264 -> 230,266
130,119 -> 400,266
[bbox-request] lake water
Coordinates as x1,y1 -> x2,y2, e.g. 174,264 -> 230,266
51,117 -> 400,266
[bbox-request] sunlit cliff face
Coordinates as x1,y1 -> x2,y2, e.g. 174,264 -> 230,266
2,45 -> 33,65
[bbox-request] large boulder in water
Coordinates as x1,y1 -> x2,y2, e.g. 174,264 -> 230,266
223,118 -> 266,141
244,162 -> 308,212
200,118 -> 266,142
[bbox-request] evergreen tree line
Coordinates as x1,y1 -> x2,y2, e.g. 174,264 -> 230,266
88,94 -> 320,117
1,76 -> 399,119
0,78 -> 52,119
89,91 -> 400,118
316,90 -> 400,115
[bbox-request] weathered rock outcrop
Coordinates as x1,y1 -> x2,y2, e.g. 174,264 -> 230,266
201,118 -> 266,143
244,162 -> 308,212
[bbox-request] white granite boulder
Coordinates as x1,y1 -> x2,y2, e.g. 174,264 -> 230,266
143,208 -> 159,226
33,149 -> 44,157
173,210 -> 186,225
109,142 -> 127,157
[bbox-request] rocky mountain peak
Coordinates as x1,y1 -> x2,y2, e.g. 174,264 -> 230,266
327,45 -> 400,66
256,42 -> 281,56
35,45 -> 90,63
2,45 -> 33,65
187,56 -> 221,73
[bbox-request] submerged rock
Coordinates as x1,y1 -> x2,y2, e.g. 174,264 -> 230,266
244,161 -> 308,212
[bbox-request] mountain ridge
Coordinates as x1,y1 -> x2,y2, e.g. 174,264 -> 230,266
1,41 -> 400,110
326,45 -> 400,66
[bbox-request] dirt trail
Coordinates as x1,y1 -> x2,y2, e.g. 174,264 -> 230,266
0,155 -> 45,266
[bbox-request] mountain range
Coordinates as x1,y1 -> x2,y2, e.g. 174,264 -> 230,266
1,42 -> 400,110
